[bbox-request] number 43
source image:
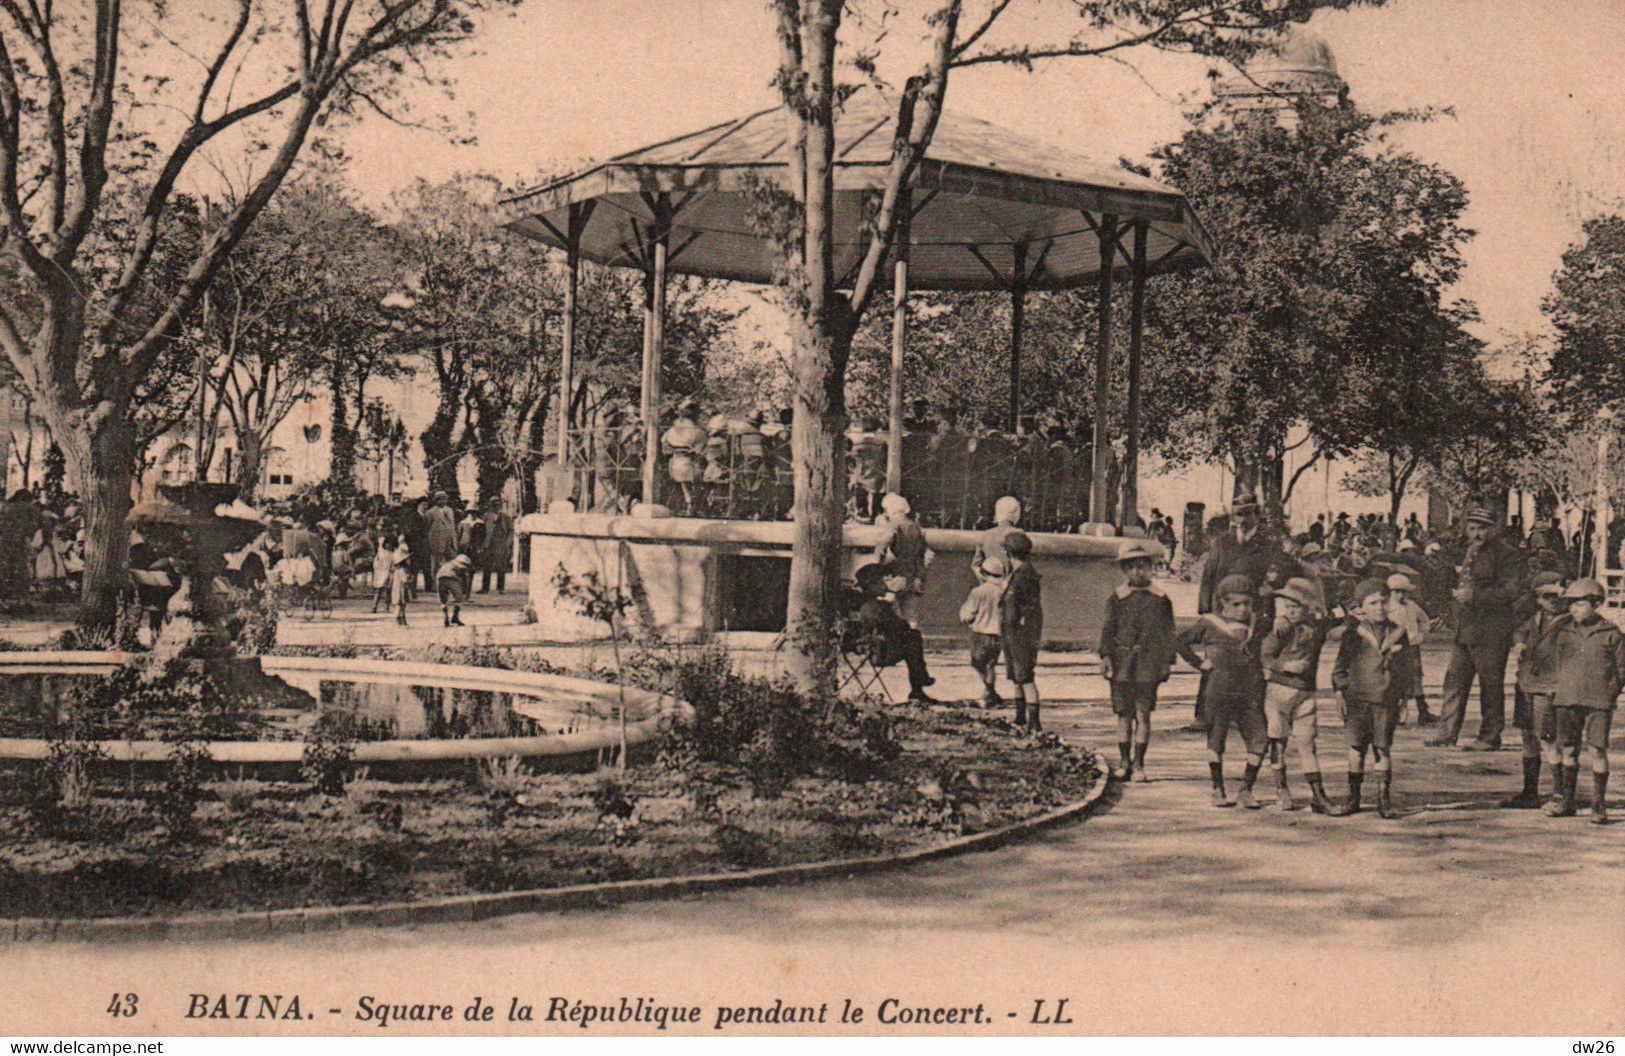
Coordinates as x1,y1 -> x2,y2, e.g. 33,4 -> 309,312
106,993 -> 138,1017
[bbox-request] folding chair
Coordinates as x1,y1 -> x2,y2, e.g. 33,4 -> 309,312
836,622 -> 897,704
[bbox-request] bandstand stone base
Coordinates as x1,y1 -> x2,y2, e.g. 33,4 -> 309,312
518,511 -> 1156,649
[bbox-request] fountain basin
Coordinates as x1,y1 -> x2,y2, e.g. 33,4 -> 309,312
0,652 -> 687,779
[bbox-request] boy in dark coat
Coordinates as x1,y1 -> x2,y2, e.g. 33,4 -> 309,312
1502,571 -> 1566,808
1544,578 -> 1625,823
1098,541 -> 1176,782
1000,531 -> 1043,731
1330,579 -> 1410,818
1177,573 -> 1267,808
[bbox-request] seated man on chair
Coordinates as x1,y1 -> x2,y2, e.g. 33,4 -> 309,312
852,563 -> 936,704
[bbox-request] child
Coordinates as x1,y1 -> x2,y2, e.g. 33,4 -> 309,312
1098,541 -> 1176,782
960,554 -> 1007,708
389,539 -> 412,627
1261,577 -> 1332,813
1000,531 -> 1043,731
1501,572 -> 1565,808
1385,572 -> 1433,725
1177,573 -> 1267,808
1545,578 -> 1625,823
437,552 -> 474,628
1330,579 -> 1409,818
371,533 -> 398,614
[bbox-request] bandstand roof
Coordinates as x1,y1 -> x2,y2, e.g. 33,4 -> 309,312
501,93 -> 1214,291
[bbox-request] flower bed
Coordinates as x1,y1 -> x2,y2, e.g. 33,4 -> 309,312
0,704 -> 1098,920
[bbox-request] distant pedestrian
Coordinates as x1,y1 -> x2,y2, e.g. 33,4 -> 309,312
480,502 -> 513,594
1428,507 -> 1525,751
389,540 -> 412,626
371,534 -> 398,614
437,552 -> 473,628
1000,530 -> 1043,731
973,496 -> 1022,582
875,492 -> 931,629
1098,541 -> 1177,783
960,554 -> 1007,708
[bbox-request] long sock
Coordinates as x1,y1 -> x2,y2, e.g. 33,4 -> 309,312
1306,772 -> 1326,795
1522,755 -> 1542,795
1209,761 -> 1224,793
1347,772 -> 1364,805
1118,741 -> 1132,768
1133,742 -> 1148,768
1594,770 -> 1609,809
1241,762 -> 1261,791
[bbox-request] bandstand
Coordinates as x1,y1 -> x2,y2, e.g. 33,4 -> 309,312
501,93 -> 1213,645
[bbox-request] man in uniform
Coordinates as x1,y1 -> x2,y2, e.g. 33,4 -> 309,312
1427,506 -> 1526,751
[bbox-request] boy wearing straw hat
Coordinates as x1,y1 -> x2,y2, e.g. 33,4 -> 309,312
1098,541 -> 1177,782
1261,577 -> 1333,813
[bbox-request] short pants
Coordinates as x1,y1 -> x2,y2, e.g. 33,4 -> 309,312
1514,689 -> 1556,740
1003,633 -> 1038,685
969,632 -> 1002,675
1554,706 -> 1613,752
1207,694 -> 1267,756
1263,683 -> 1316,740
1110,681 -> 1159,718
1344,699 -> 1400,751
437,577 -> 467,605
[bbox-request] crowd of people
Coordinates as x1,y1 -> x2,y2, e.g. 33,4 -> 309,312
128,488 -> 516,631
0,489 -> 84,600
845,490 -> 1620,825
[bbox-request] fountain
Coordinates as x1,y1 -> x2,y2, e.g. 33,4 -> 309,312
124,481 -> 311,708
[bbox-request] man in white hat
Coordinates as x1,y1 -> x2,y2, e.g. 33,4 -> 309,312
1428,506 -> 1526,750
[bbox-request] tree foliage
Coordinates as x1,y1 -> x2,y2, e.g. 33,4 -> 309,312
1544,214 -> 1625,415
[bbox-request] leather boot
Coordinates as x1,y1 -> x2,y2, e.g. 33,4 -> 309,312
1501,757 -> 1544,809
1306,773 -> 1333,815
1014,701 -> 1027,728
1592,771 -> 1610,825
1026,702 -> 1042,732
1376,773 -> 1395,819
1330,773 -> 1364,816
1275,767 -> 1296,811
1544,765 -> 1578,817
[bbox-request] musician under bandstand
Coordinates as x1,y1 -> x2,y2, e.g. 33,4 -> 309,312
501,93 -> 1214,648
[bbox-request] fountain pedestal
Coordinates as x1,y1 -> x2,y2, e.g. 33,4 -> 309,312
128,483 -> 310,708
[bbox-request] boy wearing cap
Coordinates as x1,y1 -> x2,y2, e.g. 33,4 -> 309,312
1261,578 -> 1333,812
436,552 -> 473,627
1099,542 -> 1177,782
1502,572 -> 1567,808
1000,531 -> 1044,731
959,555 -> 1008,707
1330,579 -> 1410,818
1386,572 -> 1435,725
1177,573 -> 1268,807
1544,579 -> 1625,822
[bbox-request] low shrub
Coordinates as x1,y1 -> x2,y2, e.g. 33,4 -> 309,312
300,713 -> 356,796
155,738 -> 213,835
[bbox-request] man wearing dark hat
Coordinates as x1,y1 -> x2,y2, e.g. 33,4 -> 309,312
1428,506 -> 1527,750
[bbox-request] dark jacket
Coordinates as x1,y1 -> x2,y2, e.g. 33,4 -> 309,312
1331,618 -> 1409,706
1000,561 -> 1042,644
1550,615 -> 1625,711
1261,614 -> 1329,692
1514,608 -> 1565,695
1452,535 -> 1525,647
875,516 -> 929,590
1098,585 -> 1177,684
1198,528 -> 1284,614
1176,614 -> 1263,703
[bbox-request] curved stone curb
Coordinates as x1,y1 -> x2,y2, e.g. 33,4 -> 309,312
2,755 -> 1109,944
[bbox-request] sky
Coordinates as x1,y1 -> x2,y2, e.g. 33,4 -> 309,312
338,0 -> 1625,350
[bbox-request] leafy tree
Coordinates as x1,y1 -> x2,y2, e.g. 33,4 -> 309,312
0,0 -> 519,628
1544,214 -> 1625,414
1143,93 -> 1477,524
766,0 -> 1381,692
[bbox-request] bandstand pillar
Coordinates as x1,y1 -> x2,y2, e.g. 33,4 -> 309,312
1008,242 -> 1026,435
1089,214 -> 1119,525
1122,221 -> 1148,528
641,195 -> 672,507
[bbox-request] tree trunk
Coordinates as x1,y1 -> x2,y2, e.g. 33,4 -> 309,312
236,430 -> 265,504
62,411 -> 136,629
328,359 -> 358,496
782,312 -> 852,695
420,405 -> 462,503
